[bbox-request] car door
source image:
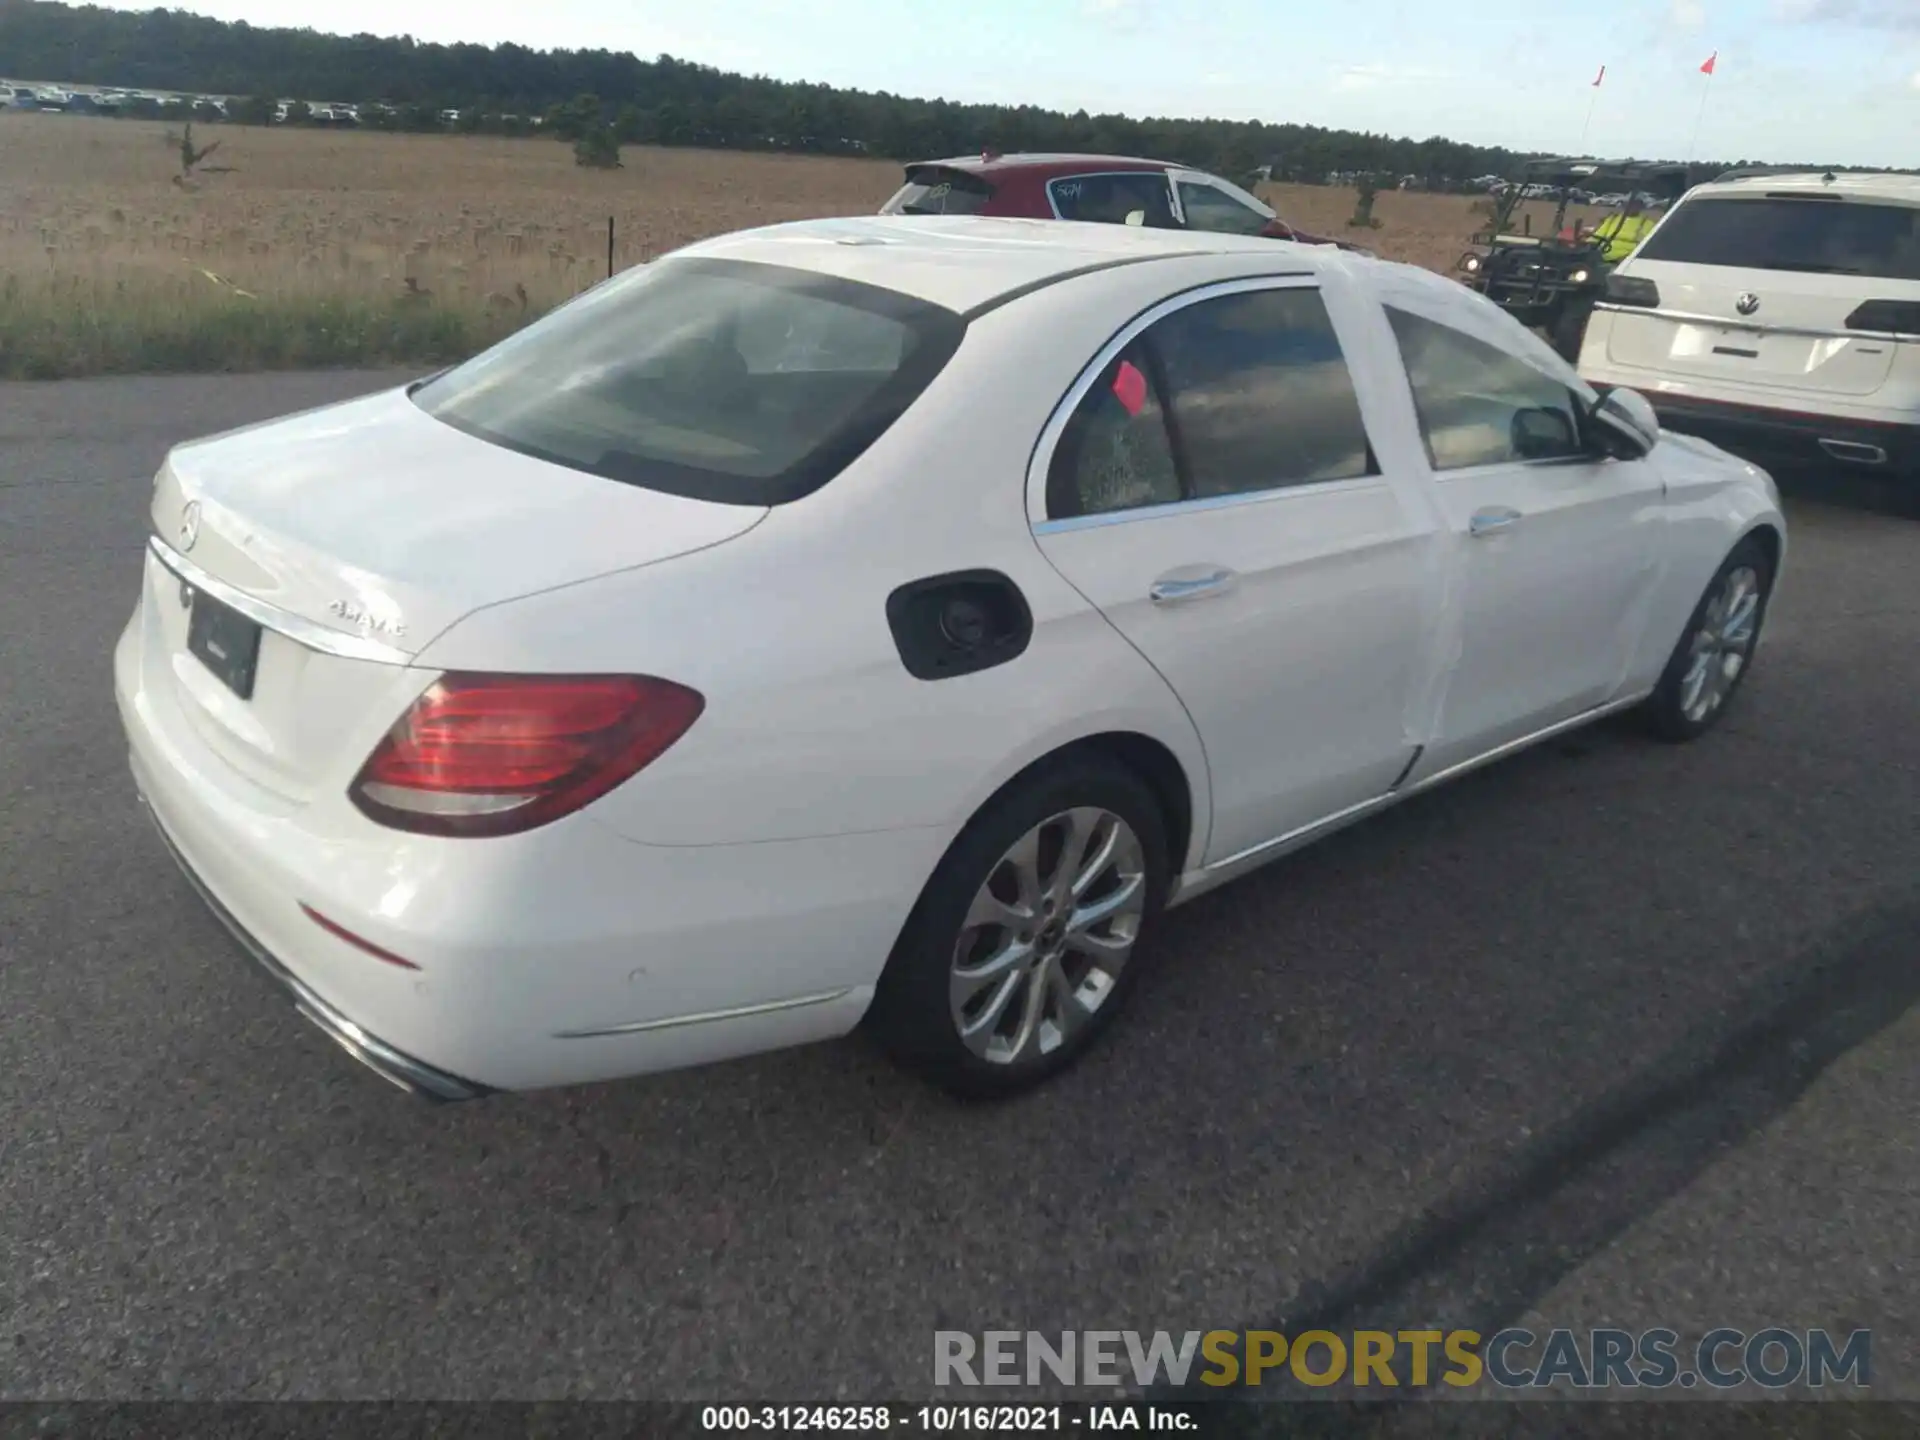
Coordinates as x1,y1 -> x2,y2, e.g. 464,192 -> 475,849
1372,287 -> 1671,779
1029,276 -> 1444,866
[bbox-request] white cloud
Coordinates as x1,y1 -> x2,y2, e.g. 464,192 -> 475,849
1671,0 -> 1707,30
1911,68 -> 1920,88
1333,62 -> 1455,92
1774,0 -> 1920,27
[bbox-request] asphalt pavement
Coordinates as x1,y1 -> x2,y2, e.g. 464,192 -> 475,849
2,369 -> 1916,1405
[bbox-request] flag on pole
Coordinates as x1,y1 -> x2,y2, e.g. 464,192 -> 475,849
1593,64 -> 1607,86
1700,52 -> 1717,75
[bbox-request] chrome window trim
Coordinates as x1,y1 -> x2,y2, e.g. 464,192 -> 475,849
1034,475 -> 1391,535
1591,302 -> 1920,344
1026,272 -> 1372,530
148,534 -> 412,666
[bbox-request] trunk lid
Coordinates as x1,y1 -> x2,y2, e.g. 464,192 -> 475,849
145,385 -> 766,801
152,385 -> 767,658
1604,261 -> 1900,397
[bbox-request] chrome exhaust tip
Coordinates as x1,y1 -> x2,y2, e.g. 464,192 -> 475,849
1818,438 -> 1888,466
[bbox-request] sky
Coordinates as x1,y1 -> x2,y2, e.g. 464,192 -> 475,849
88,0 -> 1920,167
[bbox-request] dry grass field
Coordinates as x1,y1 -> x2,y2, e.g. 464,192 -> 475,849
0,114 -> 1594,377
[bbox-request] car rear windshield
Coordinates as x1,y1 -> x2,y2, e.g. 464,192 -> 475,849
411,257 -> 967,506
1636,196 -> 1920,280
880,167 -> 995,216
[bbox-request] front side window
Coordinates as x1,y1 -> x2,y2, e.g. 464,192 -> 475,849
1384,306 -> 1587,471
411,258 -> 965,506
1176,180 -> 1272,236
1049,173 -> 1177,227
1047,287 -> 1375,519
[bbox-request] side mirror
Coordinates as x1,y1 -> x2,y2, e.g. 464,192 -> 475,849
1511,405 -> 1578,460
1590,385 -> 1659,458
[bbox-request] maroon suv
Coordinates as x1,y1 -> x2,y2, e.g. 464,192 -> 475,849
880,151 -> 1360,249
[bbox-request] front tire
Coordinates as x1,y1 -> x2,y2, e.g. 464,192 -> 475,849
866,754 -> 1171,1099
1640,536 -> 1775,742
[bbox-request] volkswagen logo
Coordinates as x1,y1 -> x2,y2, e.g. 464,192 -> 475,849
177,500 -> 201,551
1736,292 -> 1761,317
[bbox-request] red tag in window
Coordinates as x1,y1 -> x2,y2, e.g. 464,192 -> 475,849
1111,359 -> 1147,416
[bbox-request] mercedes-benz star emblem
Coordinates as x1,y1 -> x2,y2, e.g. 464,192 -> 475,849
178,500 -> 201,551
1736,292 -> 1761,317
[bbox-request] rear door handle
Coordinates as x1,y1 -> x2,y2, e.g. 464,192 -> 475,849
1469,506 -> 1523,537
1149,566 -> 1237,604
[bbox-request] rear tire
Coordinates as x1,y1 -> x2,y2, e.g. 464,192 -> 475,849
1640,536 -> 1775,742
866,754 -> 1170,1099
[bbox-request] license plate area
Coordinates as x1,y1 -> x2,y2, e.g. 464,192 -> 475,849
185,588 -> 263,700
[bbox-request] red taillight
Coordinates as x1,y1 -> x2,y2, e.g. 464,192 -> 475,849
349,673 -> 705,838
1845,299 -> 1920,335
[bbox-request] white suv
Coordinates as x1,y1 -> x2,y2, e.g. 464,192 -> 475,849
1578,170 -> 1920,483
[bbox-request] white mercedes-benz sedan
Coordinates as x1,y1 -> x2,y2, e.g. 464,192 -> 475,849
116,215 -> 1786,1102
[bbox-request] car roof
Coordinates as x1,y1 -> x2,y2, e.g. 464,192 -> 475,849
666,214 -> 1338,314
911,152 -> 1183,178
1689,170 -> 1920,205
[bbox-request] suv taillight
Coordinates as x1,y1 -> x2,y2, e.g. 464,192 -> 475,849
1845,300 -> 1920,335
349,673 -> 704,838
1604,273 -> 1661,308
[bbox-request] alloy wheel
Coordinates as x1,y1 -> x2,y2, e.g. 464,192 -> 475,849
1680,564 -> 1761,724
948,806 -> 1147,1067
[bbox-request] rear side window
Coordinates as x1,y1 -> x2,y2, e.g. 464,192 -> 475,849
881,167 -> 994,216
1151,290 -> 1375,494
1636,196 -> 1920,280
1048,343 -> 1183,519
1048,288 -> 1375,519
1049,173 -> 1177,228
412,258 -> 965,506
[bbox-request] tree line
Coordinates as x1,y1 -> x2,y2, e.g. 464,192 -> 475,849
0,0 -> 1867,186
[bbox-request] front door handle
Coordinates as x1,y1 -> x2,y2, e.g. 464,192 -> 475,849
1469,506 -> 1523,537
1149,566 -> 1237,604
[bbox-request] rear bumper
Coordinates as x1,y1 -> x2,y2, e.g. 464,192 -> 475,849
139,793 -> 492,1102
114,583 -> 932,1094
1645,393 -> 1920,478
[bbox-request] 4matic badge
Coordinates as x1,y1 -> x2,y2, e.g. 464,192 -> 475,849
328,598 -> 408,639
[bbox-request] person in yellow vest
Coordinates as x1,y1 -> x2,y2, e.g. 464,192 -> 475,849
1589,195 -> 1657,263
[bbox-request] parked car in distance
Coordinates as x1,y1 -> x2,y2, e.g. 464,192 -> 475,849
880,151 -> 1371,251
1579,168 -> 1920,488
118,215 -> 1784,1104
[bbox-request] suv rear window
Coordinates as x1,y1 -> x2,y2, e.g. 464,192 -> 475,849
412,258 -> 966,506
881,167 -> 994,216
1637,196 -> 1920,281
